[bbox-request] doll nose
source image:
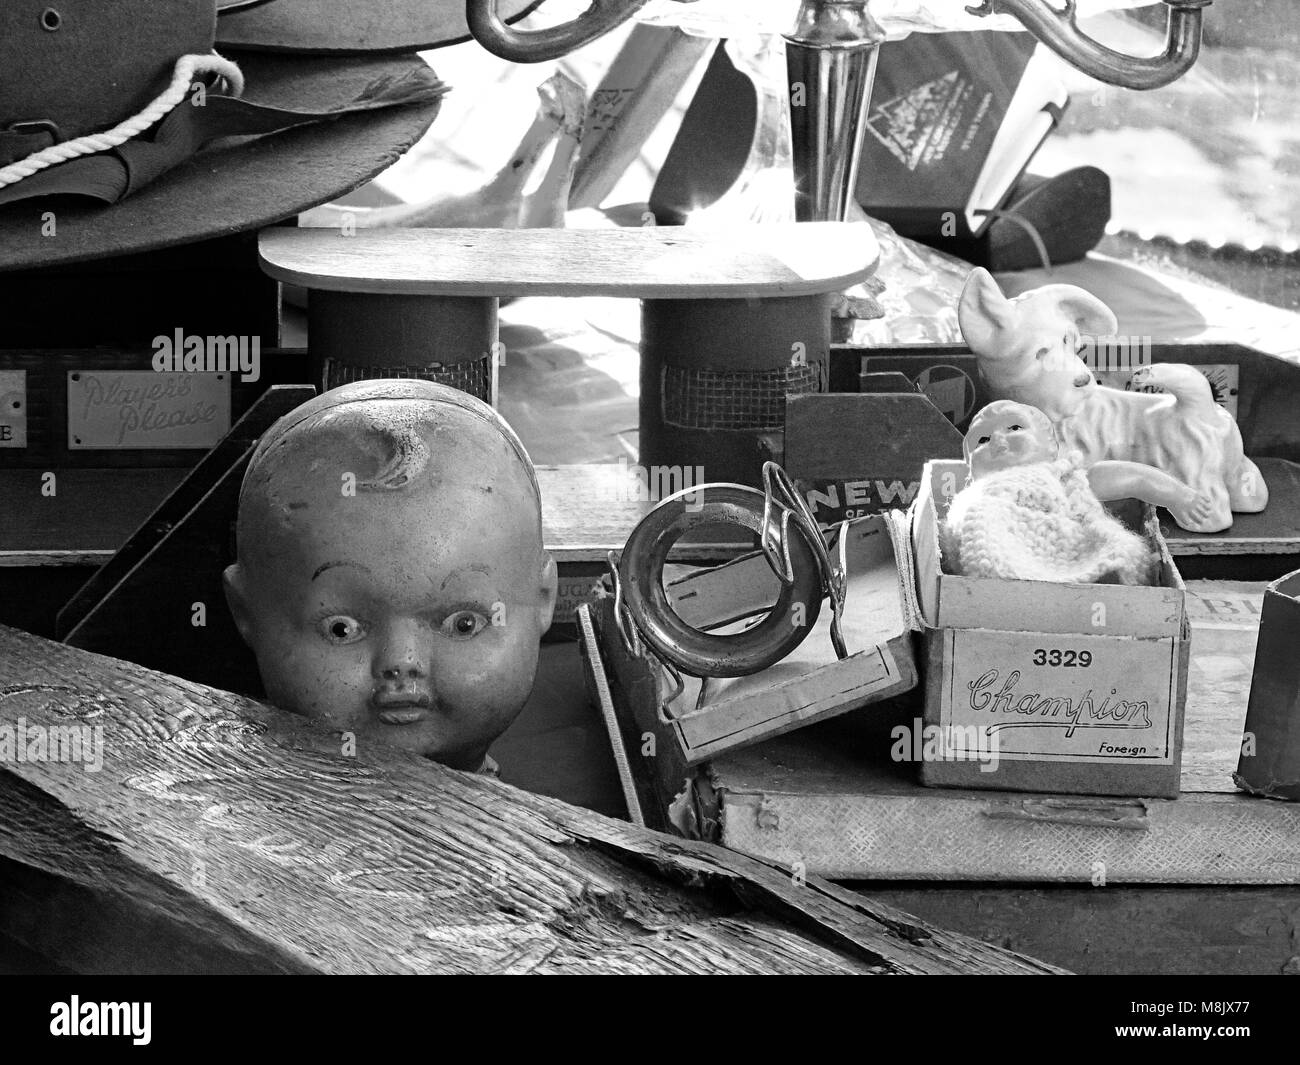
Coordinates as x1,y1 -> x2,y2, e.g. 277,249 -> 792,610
374,621 -> 430,682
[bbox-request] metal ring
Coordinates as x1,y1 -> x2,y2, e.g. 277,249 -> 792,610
618,483 -> 824,678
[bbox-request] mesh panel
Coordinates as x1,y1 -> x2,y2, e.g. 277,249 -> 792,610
324,357 -> 493,403
661,362 -> 824,430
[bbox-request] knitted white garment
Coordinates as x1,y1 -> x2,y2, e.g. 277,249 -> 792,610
943,457 -> 1154,585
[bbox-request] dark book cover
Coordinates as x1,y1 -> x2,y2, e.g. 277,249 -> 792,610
855,30 -> 1050,240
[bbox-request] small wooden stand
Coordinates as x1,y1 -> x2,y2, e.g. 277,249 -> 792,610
258,224 -> 880,485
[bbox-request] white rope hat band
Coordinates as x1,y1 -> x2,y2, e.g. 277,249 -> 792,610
0,53 -> 245,188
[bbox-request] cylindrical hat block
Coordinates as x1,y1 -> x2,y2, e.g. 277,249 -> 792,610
639,293 -> 832,487
308,291 -> 499,403
1235,569 -> 1300,801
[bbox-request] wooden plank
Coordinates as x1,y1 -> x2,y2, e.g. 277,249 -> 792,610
12,459 -> 1300,569
538,463 -> 751,563
0,463 -> 737,567
1163,457 -> 1300,554
258,224 -> 881,298
0,468 -> 187,565
859,884 -> 1300,976
0,625 -> 1061,975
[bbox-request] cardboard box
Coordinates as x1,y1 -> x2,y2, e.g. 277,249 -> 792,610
623,513 -> 921,768
783,391 -> 963,525
910,459 -> 1191,798
1234,568 -> 1300,801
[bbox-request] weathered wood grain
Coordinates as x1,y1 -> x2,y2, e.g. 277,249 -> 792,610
0,625 -> 1062,975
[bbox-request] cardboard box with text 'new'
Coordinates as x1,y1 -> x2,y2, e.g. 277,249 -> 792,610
910,460 -> 1190,799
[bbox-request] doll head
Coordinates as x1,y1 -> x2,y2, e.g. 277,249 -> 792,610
964,401 -> 1058,480
223,380 -> 556,771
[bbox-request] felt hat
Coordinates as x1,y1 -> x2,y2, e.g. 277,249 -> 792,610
0,0 -> 544,271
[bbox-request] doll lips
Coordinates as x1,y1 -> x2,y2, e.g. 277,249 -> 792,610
372,690 -> 433,724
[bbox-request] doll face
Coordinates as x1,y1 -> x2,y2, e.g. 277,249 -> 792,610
225,396 -> 555,771
965,404 -> 1057,480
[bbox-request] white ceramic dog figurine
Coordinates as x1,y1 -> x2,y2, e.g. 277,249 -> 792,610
957,268 -> 1268,533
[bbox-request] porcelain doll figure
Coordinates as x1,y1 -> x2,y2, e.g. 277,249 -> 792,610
957,267 -> 1268,533
223,380 -> 557,772
944,401 -> 1215,585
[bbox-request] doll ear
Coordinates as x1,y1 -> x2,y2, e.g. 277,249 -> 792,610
222,563 -> 256,647
537,552 -> 558,632
958,268 -> 1018,358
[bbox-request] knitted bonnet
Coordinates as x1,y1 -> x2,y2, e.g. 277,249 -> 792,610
945,403 -> 1154,585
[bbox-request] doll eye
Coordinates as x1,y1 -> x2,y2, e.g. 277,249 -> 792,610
1035,347 -> 1051,361
442,610 -> 488,640
976,436 -> 990,445
1008,424 -> 1022,431
320,615 -> 366,645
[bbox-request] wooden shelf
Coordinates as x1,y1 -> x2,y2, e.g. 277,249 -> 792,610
259,223 -> 881,299
0,464 -> 739,568
9,459 -> 1300,570
1162,456 -> 1300,555
0,469 -> 186,567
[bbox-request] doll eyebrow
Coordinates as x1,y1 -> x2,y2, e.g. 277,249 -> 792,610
311,560 -> 373,581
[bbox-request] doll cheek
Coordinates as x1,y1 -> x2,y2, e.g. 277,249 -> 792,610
272,640 -> 372,710
434,639 -> 531,688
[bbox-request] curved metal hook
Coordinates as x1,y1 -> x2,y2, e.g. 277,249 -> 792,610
966,0 -> 1208,91
466,0 -> 655,64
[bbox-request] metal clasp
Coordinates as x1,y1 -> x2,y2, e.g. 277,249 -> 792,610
759,461 -> 848,660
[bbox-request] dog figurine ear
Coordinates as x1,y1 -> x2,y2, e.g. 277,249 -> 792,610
1051,287 -> 1118,336
958,268 -> 1018,358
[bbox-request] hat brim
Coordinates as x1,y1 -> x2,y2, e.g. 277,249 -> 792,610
0,52 -> 443,272
217,0 -> 547,54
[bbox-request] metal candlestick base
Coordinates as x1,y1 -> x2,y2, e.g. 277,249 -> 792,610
784,1 -> 886,223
